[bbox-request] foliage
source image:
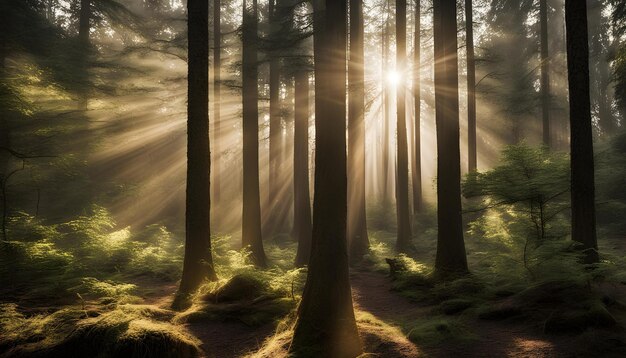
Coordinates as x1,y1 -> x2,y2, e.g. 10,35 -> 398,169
0,303 -> 200,357
463,145 -> 571,274
1,207 -> 184,301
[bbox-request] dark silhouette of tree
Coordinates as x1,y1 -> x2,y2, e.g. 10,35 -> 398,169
348,0 -> 369,260
565,0 -> 599,264
267,0 -> 281,236
242,0 -> 267,267
293,69 -> 312,267
213,0 -> 222,206
395,0 -> 413,253
174,0 -> 218,309
540,0 -> 551,148
290,0 -> 362,356
466,0 -> 477,171
412,0 -> 423,212
433,0 -> 469,277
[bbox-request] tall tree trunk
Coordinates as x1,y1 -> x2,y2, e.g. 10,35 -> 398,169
78,0 -> 91,110
175,0 -> 218,308
382,14 -> 392,210
348,0 -> 369,259
267,0 -> 281,236
565,0 -> 598,264
294,70 -> 312,267
466,0 -> 477,172
213,0 -> 221,206
395,0 -> 413,252
290,0 -> 362,356
242,0 -> 267,267
433,0 -> 469,277
412,0 -> 423,213
79,0 -> 91,45
540,0 -> 551,148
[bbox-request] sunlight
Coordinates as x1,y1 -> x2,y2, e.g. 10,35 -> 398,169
386,70 -> 400,87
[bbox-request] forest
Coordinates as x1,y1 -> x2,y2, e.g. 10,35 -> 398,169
1,0 -> 626,357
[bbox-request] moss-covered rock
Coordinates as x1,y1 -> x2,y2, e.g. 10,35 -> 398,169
544,304 -> 616,334
204,274 -> 269,303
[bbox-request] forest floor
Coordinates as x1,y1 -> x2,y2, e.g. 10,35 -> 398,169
135,267 -> 626,358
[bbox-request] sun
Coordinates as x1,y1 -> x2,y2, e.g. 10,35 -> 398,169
386,70 -> 400,87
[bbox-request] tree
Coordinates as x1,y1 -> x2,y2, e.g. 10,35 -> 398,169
466,0 -> 477,171
412,0 -> 423,212
289,0 -> 362,356
213,0 -> 222,206
433,0 -> 469,277
267,0 -> 281,236
242,0 -> 267,267
540,0 -> 551,148
174,0 -> 218,308
348,0 -> 369,259
293,69 -> 312,267
79,0 -> 91,45
395,0 -> 413,252
565,0 -> 599,264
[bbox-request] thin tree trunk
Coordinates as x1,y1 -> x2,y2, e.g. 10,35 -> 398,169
267,0 -> 281,236
466,0 -> 477,171
348,0 -> 369,259
213,0 -> 221,206
242,0 -> 267,267
395,0 -> 413,252
294,70 -> 312,267
382,12 -> 392,209
290,0 -> 362,355
565,0 -> 598,264
540,0 -> 551,148
412,0 -> 423,213
433,0 -> 469,277
175,0 -> 218,307
79,0 -> 90,45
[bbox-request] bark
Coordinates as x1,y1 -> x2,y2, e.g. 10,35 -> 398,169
289,0 -> 362,356
433,0 -> 469,277
412,0 -> 423,212
466,0 -> 477,172
565,0 -> 599,264
395,0 -> 413,252
79,0 -> 91,45
348,0 -> 369,259
540,0 -> 551,148
293,70 -> 312,267
213,0 -> 221,205
267,0 -> 281,235
382,16 -> 392,209
176,0 -> 218,302
242,0 -> 267,267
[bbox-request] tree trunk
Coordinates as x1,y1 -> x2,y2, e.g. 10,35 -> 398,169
348,0 -> 369,260
79,0 -> 90,45
466,0 -> 477,172
382,17 -> 392,210
175,0 -> 218,306
433,0 -> 469,277
395,0 -> 413,253
540,0 -> 551,148
294,70 -> 312,267
267,0 -> 281,236
412,0 -> 423,213
213,0 -> 221,206
565,0 -> 598,264
290,0 -> 362,356
242,0 -> 267,267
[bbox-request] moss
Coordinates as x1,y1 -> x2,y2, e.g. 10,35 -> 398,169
406,317 -> 476,347
204,273 -> 270,303
0,304 -> 199,358
176,297 -> 295,327
543,303 -> 616,334
438,299 -> 477,315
